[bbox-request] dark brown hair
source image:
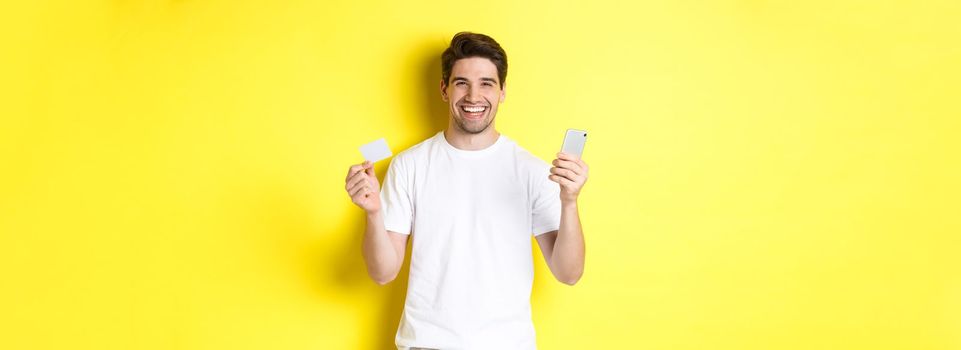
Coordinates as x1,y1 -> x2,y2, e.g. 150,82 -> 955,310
441,32 -> 508,87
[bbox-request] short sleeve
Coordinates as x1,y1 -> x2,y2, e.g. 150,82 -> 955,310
379,155 -> 413,235
531,163 -> 561,236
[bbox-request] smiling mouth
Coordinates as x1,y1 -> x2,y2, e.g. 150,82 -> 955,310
460,105 -> 488,119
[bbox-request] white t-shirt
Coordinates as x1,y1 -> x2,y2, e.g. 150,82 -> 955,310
379,131 -> 562,350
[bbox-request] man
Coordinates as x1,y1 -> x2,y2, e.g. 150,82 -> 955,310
343,32 -> 588,350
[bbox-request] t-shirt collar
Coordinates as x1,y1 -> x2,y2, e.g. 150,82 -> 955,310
436,131 -> 506,158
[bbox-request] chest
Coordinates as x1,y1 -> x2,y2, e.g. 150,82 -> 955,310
413,158 -> 531,225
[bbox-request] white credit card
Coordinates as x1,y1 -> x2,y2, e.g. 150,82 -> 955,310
359,138 -> 393,163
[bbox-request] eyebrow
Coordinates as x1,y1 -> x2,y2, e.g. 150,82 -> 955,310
452,76 -> 499,84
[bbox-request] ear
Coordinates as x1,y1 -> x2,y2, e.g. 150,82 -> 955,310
440,79 -> 449,102
499,83 -> 506,102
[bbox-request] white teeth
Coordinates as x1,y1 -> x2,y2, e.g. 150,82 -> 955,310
463,106 -> 486,113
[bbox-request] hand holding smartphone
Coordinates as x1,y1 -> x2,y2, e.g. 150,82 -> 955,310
552,128 -> 589,202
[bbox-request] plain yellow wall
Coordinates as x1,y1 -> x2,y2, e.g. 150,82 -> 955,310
2,1 -> 960,349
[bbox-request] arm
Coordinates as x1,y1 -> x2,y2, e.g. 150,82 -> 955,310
346,161 -> 409,285
536,201 -> 584,285
539,152 -> 589,285
362,211 -> 408,285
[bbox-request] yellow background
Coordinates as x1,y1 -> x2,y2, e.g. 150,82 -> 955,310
2,0 -> 959,349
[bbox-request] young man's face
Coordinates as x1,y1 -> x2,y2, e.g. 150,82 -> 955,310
441,57 -> 506,135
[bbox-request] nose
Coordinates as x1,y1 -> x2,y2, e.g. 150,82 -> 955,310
465,85 -> 481,103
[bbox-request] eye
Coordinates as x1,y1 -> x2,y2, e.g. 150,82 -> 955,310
455,81 -> 467,86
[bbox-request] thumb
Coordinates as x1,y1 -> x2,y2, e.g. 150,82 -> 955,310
364,161 -> 375,176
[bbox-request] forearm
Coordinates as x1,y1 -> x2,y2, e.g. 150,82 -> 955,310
361,211 -> 401,283
551,201 -> 585,285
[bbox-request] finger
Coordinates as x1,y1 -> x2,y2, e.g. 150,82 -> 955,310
548,174 -> 576,187
348,181 -> 370,198
345,162 -> 367,181
348,181 -> 365,197
348,176 -> 371,195
345,171 -> 368,191
356,186 -> 373,199
574,158 -> 587,169
364,161 -> 376,177
551,167 -> 581,181
551,159 -> 583,175
346,161 -> 375,183
550,166 -> 580,182
557,152 -> 580,161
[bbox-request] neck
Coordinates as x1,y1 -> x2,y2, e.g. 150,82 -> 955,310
443,125 -> 500,151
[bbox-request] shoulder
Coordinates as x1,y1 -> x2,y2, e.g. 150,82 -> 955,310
504,136 -> 552,172
389,134 -> 437,168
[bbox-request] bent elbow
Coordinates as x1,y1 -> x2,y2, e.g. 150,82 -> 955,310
372,275 -> 395,285
370,270 -> 399,286
557,269 -> 583,286
559,276 -> 581,286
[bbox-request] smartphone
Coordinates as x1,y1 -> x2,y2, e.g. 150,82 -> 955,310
561,129 -> 588,158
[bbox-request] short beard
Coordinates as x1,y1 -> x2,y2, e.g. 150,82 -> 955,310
454,113 -> 495,134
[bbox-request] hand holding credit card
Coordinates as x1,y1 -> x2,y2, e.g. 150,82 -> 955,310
346,137 -> 392,213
